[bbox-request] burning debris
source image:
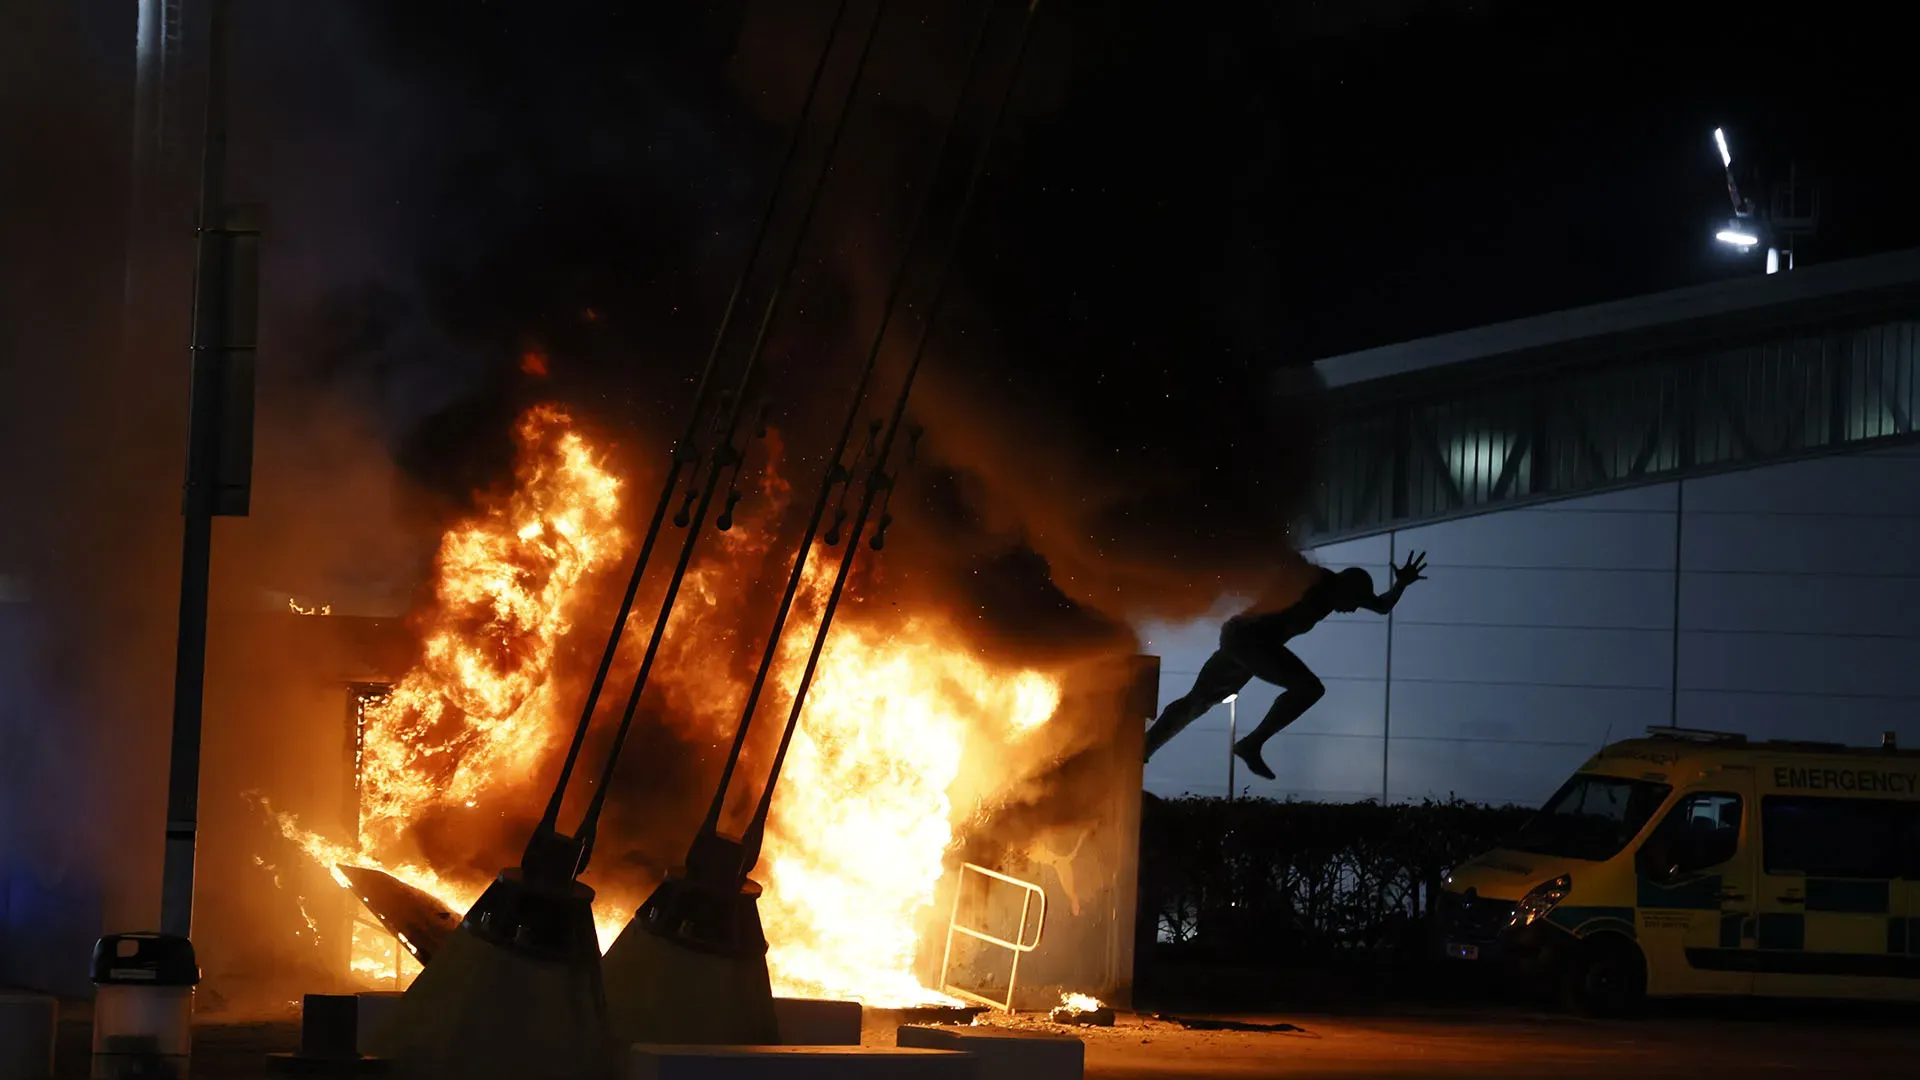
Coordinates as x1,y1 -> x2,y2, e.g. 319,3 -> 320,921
258,404 -> 1085,1008
336,866 -> 460,967
1049,992 -> 1113,1027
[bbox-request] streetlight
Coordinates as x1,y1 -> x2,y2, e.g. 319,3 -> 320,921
1223,694 -> 1238,801
1709,125 -> 1796,274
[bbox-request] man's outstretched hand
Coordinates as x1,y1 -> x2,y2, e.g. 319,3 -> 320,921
1393,551 -> 1428,589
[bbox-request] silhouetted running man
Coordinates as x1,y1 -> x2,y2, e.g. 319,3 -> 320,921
1144,552 -> 1428,781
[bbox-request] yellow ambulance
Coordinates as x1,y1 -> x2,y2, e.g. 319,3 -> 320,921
1436,727 -> 1920,1014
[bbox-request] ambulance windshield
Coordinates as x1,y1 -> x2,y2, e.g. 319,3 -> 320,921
1510,774 -> 1672,861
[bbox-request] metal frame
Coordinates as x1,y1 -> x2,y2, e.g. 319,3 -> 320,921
938,862 -> 1047,1014
1301,311 -> 1920,545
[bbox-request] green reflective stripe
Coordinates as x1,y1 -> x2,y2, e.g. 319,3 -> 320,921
1758,913 -> 1805,951
1805,878 -> 1890,914
1636,873 -> 1722,910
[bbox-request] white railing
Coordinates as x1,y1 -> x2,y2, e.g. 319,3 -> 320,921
938,862 -> 1047,1013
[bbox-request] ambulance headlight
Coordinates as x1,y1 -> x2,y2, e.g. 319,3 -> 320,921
1511,874 -> 1572,928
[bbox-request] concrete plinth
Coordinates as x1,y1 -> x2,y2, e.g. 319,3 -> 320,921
602,921 -> 776,1047
0,993 -> 57,1080
897,1025 -> 1083,1080
360,926 -> 609,1080
772,998 -> 862,1046
354,994 -> 403,1057
628,1045 -> 974,1080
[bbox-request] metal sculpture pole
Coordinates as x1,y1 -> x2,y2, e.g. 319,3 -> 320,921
568,0 -> 893,875
602,6 -> 1033,1048
524,0 -> 856,883
740,0 -> 1043,873
692,0 -> 1004,867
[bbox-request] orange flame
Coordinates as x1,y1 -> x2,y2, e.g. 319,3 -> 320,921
266,404 -> 1064,1005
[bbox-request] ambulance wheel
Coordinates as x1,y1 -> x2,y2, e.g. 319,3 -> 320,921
1559,934 -> 1645,1017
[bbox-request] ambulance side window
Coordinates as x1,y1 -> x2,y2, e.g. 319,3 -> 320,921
1761,796 -> 1913,879
1637,792 -> 1742,878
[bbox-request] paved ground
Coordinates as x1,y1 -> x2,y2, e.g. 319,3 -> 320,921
40,1001 -> 1920,1078
961,1006 -> 1920,1078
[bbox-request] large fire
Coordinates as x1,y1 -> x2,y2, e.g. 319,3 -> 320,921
268,404 -> 1063,1006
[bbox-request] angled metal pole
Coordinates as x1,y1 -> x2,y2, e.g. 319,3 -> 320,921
525,0 -> 855,876
696,0 -> 1002,844
741,0 -> 1043,872
570,0 -> 894,872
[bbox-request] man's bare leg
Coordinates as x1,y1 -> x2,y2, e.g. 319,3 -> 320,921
1144,650 -> 1252,761
1222,643 -> 1324,781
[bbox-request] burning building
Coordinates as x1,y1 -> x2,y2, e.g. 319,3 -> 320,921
222,403 -> 1155,1013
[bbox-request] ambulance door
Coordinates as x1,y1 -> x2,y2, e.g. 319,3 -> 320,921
1631,774 -> 1755,996
1753,793 -> 1915,1000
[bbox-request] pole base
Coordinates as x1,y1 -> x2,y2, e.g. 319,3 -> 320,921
360,869 -> 609,1080
602,874 -> 776,1047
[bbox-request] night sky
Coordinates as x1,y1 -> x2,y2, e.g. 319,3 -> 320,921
7,0 -> 1917,628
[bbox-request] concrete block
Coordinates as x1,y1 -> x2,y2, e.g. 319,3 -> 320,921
897,1024 -> 1083,1080
0,993 -> 57,1080
354,993 -> 403,1057
772,998 -> 862,1045
628,1045 -> 975,1080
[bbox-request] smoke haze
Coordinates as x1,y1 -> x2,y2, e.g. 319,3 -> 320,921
2,0 -> 1321,1003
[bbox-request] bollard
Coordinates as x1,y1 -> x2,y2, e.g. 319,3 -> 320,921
88,933 -> 197,1080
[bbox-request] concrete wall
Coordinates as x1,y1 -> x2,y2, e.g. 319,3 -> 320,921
1142,444 -> 1920,808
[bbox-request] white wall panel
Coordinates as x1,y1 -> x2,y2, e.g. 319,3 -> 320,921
1385,680 -> 1665,744
1387,738 -> 1593,808
1397,504 -> 1675,569
1390,624 -> 1671,689
1682,513 -> 1920,573
1680,572 -> 1920,637
1685,447 -> 1920,515
1138,447 -> 1920,808
1394,567 -> 1673,629
1680,630 -> 1920,700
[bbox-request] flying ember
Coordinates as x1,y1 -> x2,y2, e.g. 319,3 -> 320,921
267,404 -> 1064,1006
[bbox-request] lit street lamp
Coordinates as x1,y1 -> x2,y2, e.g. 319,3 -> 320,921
1708,125 -> 1798,274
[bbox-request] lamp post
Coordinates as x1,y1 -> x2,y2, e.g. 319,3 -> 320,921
1223,694 -> 1238,801
1709,126 -> 1812,274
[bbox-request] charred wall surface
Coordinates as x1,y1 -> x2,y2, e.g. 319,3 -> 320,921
929,653 -> 1155,1009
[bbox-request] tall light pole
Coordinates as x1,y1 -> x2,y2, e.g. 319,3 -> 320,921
1224,694 -> 1238,801
161,0 -> 257,941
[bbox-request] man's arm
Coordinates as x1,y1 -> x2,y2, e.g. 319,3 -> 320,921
1360,582 -> 1406,615
1363,552 -> 1427,614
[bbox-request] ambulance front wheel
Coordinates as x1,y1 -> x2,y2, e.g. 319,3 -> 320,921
1558,933 -> 1645,1017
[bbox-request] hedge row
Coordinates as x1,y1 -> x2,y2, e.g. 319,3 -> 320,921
1136,794 -> 1535,966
